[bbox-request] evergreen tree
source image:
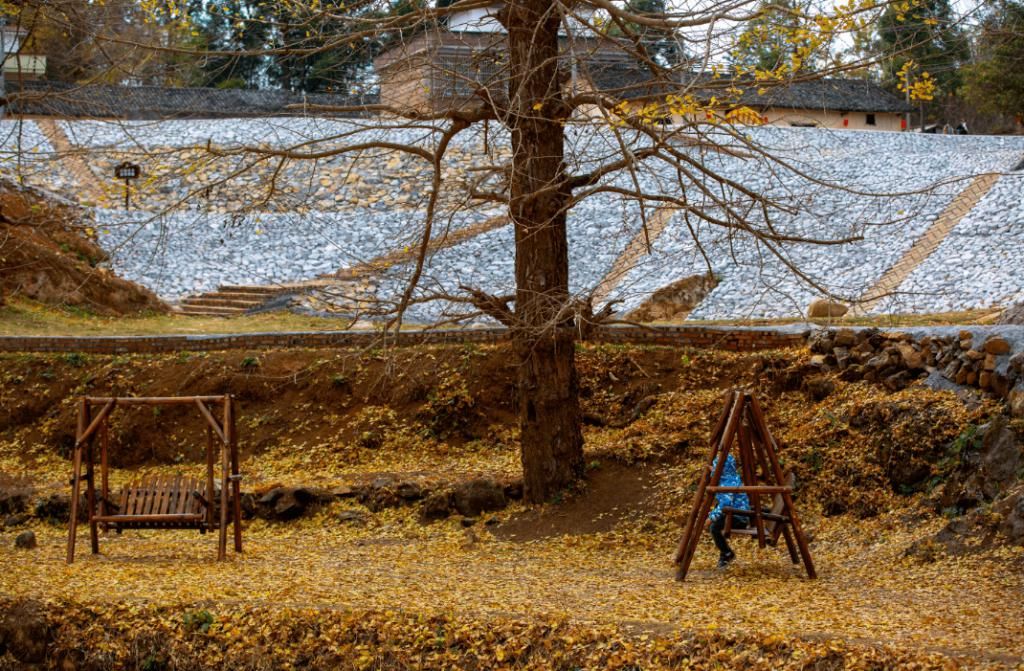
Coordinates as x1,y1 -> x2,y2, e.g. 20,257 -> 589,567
875,0 -> 969,98
962,0 -> 1024,120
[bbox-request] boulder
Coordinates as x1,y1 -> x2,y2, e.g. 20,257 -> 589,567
998,302 -> 1024,325
33,493 -> 88,524
365,487 -> 402,512
419,492 -> 452,523
944,416 -> 1023,509
0,599 -> 52,664
626,274 -> 718,322
4,512 -> 30,527
337,510 -> 370,526
255,486 -> 332,521
804,376 -> 835,401
1010,384 -> 1024,418
896,343 -> 924,370
451,478 -> 507,517
807,329 -> 835,354
1009,352 -> 1024,376
997,490 -> 1024,545
14,530 -> 36,549
833,329 -> 858,348
982,335 -> 1011,356
807,299 -> 848,319
0,482 -> 33,516
396,481 -> 425,502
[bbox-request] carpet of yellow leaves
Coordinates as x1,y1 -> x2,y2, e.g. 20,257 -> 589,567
3,498 -> 1023,668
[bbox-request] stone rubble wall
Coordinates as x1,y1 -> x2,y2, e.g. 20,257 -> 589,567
808,326 -> 1024,417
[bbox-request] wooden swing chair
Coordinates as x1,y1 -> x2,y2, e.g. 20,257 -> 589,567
66,395 -> 242,564
673,390 -> 816,580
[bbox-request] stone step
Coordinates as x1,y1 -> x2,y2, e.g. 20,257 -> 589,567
211,291 -> 282,301
177,304 -> 247,316
180,297 -> 265,309
217,284 -> 288,295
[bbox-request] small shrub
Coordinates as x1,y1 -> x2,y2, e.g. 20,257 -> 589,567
182,609 -> 214,634
240,356 -> 260,370
61,352 -> 87,367
422,373 -> 476,438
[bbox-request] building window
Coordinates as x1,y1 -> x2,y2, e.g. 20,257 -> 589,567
866,113 -> 876,126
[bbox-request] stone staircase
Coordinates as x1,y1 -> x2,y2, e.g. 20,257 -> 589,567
176,214 -> 510,318
176,285 -> 298,316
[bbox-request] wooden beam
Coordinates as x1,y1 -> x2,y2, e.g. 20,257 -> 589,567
75,399 -> 115,448
86,396 -> 227,405
706,486 -> 792,494
194,399 -> 227,444
92,514 -> 204,524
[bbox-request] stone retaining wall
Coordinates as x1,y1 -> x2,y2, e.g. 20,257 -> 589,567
0,325 -> 807,355
808,326 -> 1024,416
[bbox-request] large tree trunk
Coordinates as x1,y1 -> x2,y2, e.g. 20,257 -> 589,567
503,0 -> 585,503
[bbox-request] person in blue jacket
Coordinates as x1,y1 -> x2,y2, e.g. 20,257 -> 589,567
708,453 -> 750,568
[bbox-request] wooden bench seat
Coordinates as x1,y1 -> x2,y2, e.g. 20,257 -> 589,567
99,474 -> 210,531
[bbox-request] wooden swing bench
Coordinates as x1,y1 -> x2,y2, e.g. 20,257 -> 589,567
96,475 -> 210,531
66,395 -> 243,563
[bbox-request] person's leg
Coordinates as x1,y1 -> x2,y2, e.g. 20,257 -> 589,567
709,516 -> 734,563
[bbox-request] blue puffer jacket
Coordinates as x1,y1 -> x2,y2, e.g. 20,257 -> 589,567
709,454 -> 750,522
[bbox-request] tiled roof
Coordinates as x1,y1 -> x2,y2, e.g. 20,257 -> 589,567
735,77 -> 913,113
5,81 -> 378,119
585,64 -> 913,113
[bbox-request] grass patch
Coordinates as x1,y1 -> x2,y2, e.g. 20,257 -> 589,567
0,297 -> 1002,337
0,297 -> 377,336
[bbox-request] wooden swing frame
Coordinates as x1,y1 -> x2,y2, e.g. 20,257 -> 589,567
66,395 -> 242,564
672,390 -> 816,581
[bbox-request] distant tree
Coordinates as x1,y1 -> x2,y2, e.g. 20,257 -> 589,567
607,0 -> 686,66
17,0 -> 200,85
732,0 -> 806,72
875,0 -> 969,99
961,0 -> 1024,121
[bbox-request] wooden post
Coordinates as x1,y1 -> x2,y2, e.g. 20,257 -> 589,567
674,391 -> 737,567
228,396 -> 242,553
100,419 -> 110,528
86,417 -> 99,555
737,412 -> 766,549
66,399 -> 88,564
218,398 -> 230,561
205,425 -> 215,533
675,391 -> 743,580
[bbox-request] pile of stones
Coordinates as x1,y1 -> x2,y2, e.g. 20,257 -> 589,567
808,327 -> 1024,415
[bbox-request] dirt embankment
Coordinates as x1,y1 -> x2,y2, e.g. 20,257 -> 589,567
0,178 -> 165,315
0,342 -> 1007,524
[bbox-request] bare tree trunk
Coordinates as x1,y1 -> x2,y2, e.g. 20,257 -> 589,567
503,0 -> 584,503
